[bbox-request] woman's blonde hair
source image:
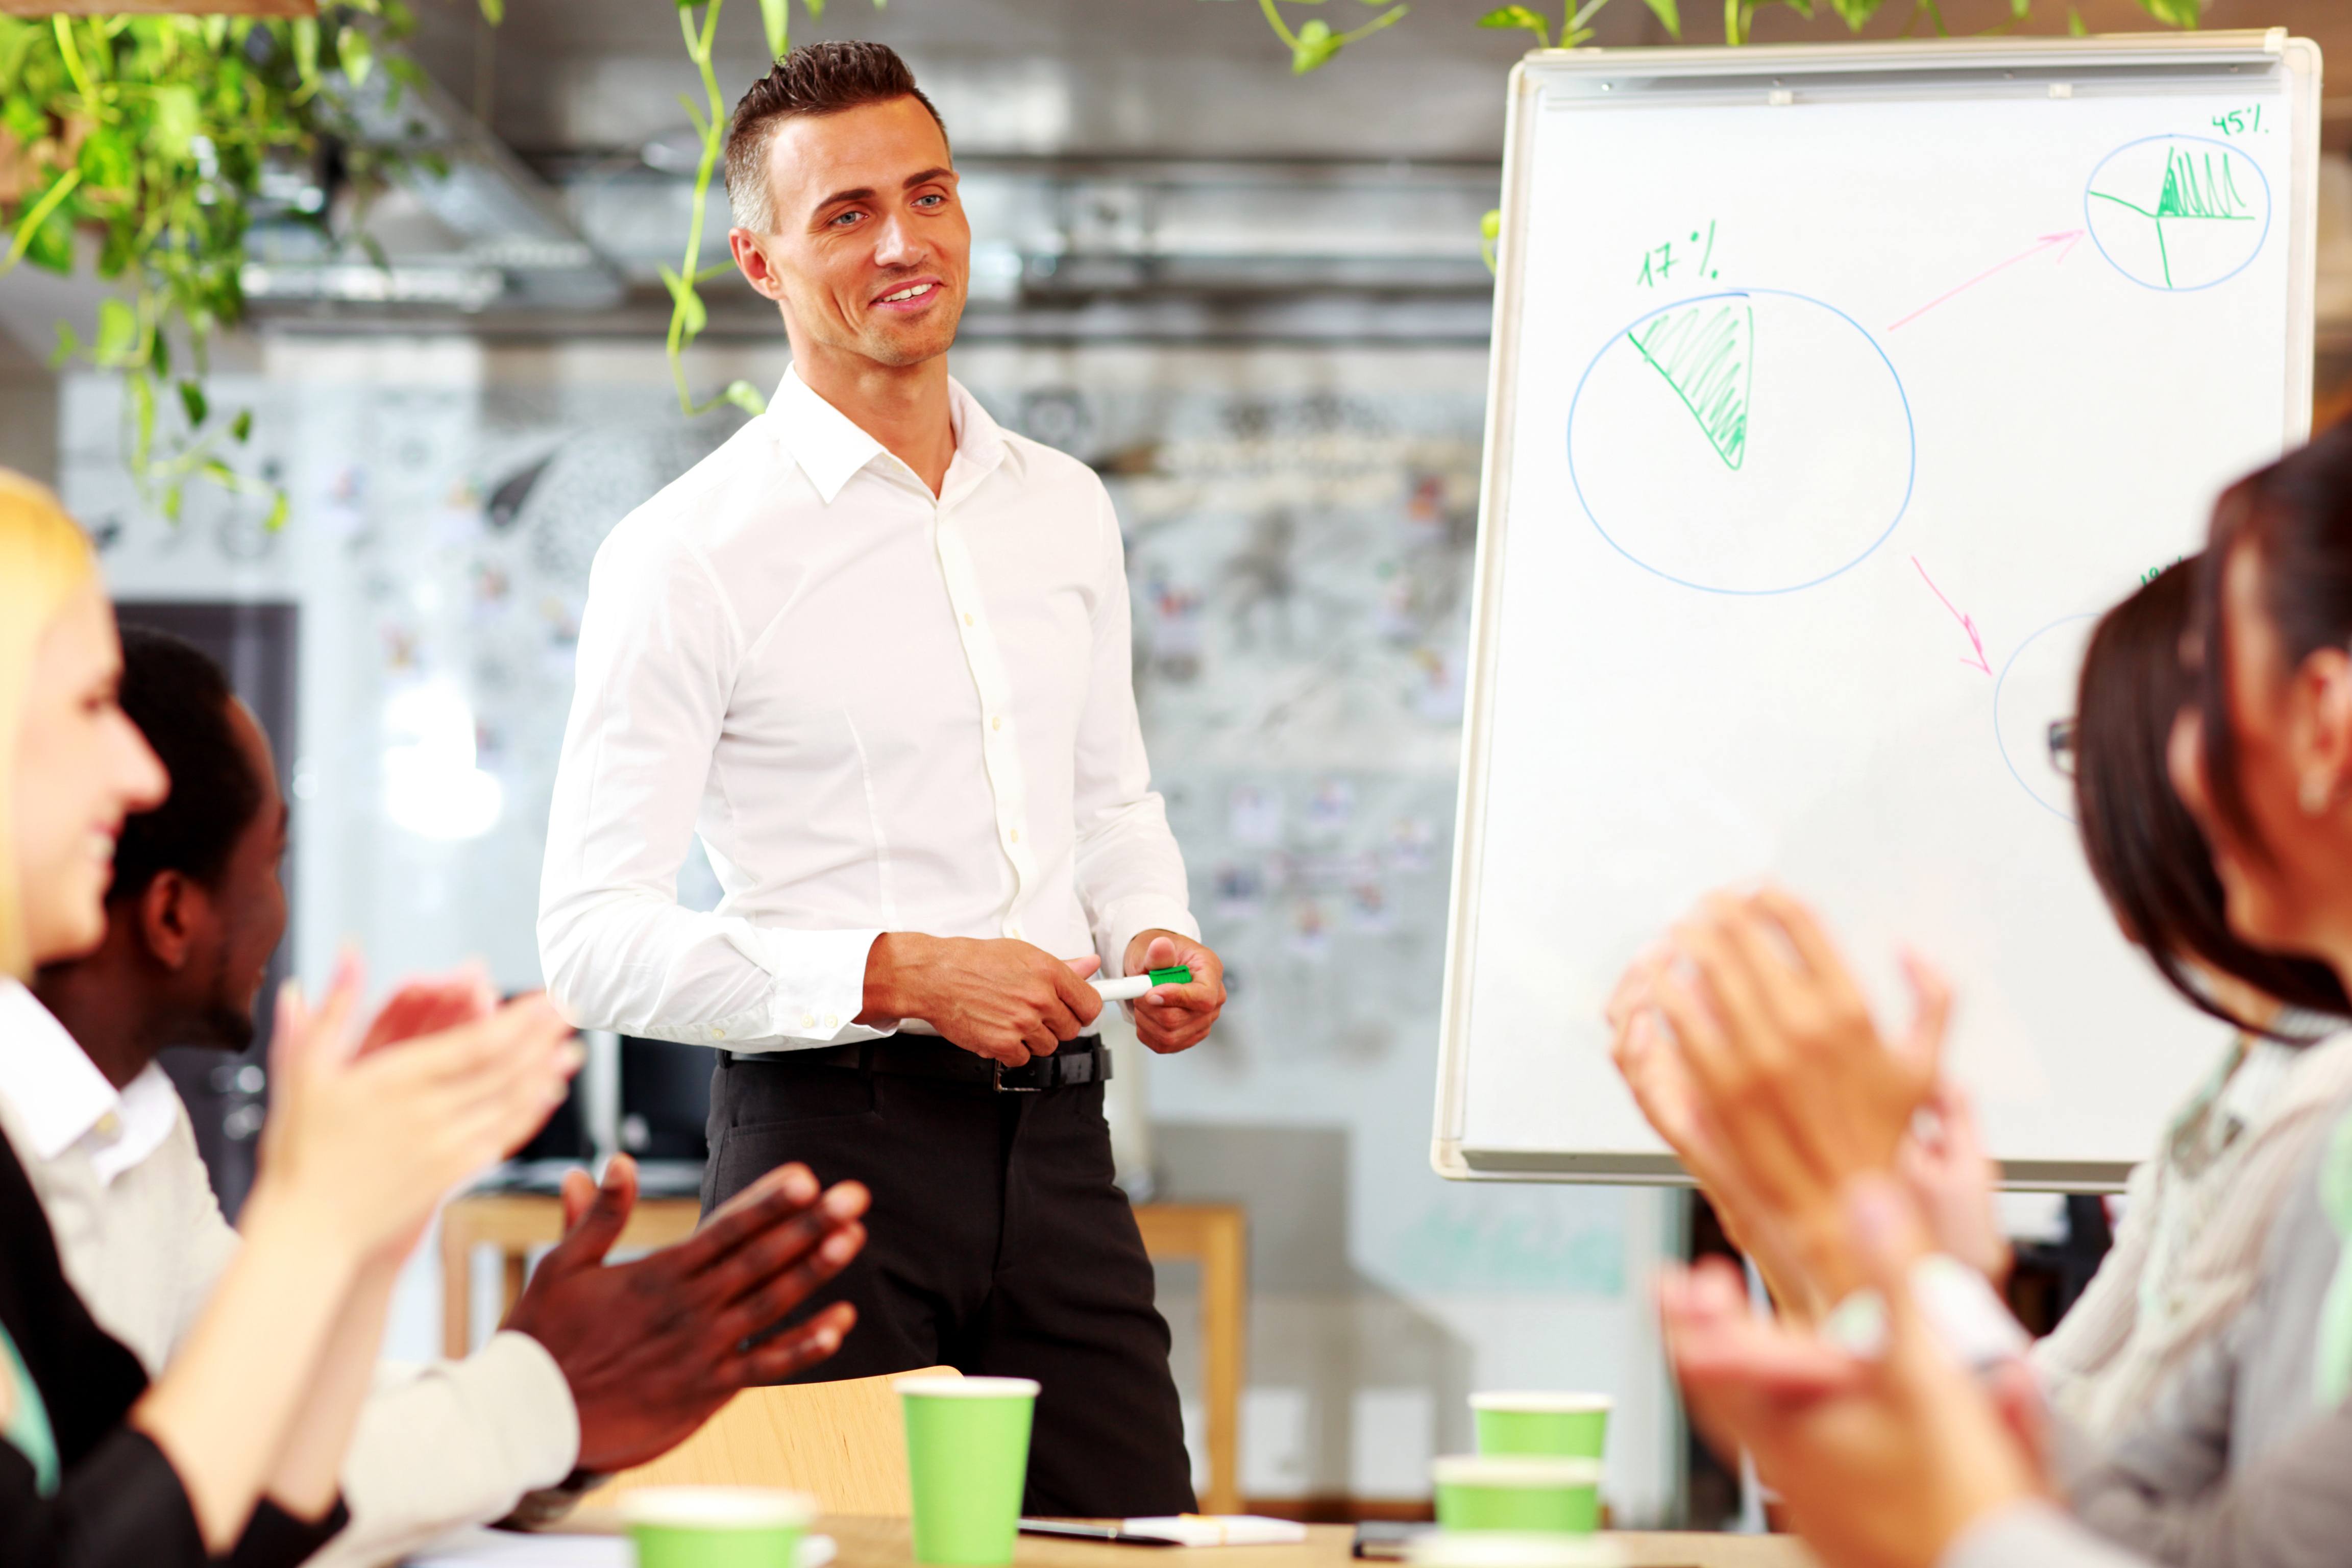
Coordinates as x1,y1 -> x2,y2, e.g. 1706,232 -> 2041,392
0,470 -> 99,978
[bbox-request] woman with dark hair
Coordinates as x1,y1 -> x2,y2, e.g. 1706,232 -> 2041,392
1612,559 -> 2352,1444
1635,426 -> 2352,1568
2026,561 -> 2352,1443
2073,564 -> 2349,1030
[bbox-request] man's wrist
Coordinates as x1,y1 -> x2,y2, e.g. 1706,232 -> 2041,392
861,932 -> 936,1022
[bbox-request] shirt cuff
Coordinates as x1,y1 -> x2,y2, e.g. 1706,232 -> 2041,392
472,1332 -> 583,1482
1940,1501 -> 2151,1568
711,926 -> 893,1049
1096,898 -> 1202,977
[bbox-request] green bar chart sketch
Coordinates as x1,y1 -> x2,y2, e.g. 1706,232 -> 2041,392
2084,134 -> 2270,293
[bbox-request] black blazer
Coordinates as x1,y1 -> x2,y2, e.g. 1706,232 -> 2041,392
0,1127 -> 347,1568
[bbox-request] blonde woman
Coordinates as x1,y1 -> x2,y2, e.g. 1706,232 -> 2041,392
0,470 -> 581,1568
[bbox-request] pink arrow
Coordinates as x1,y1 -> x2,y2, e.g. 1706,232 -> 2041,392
1888,230 -> 2087,333
1913,556 -> 1991,675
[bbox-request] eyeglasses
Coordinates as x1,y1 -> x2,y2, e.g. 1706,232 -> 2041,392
2047,717 -> 2078,778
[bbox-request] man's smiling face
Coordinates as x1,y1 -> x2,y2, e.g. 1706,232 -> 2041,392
747,94 -> 969,370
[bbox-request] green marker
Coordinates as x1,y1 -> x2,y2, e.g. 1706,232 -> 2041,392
1091,965 -> 1191,1001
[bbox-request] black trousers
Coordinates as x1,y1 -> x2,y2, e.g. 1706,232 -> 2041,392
703,1050 -> 1197,1518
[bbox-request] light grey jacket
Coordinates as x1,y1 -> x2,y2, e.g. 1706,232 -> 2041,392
1940,1117 -> 2352,1568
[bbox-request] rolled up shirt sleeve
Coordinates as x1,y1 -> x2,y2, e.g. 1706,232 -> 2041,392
538,518 -> 886,1050
1072,484 -> 1198,976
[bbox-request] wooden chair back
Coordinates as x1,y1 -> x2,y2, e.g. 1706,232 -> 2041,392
583,1366 -> 959,1517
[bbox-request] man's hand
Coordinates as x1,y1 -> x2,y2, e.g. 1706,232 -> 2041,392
858,933 -> 1103,1067
1120,932 -> 1225,1054
501,1154 -> 867,1475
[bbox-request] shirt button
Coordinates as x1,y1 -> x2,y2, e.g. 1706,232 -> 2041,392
1010,924 -> 1024,939
94,1112 -> 120,1141
991,715 -> 1002,731
712,1026 -> 727,1040
964,612 -> 975,627
1009,827 -> 1021,844
802,1013 -> 817,1028
824,1014 -> 839,1028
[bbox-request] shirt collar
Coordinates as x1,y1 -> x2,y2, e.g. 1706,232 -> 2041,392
767,365 -> 1011,505
0,982 -> 179,1184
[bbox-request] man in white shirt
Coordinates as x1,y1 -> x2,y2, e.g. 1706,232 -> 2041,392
536,41 -> 1223,1515
10,626 -> 871,1567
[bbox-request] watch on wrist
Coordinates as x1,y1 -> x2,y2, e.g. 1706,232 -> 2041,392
496,1467 -> 609,1531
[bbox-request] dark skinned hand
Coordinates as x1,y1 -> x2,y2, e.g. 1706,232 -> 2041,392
501,1153 -> 868,1474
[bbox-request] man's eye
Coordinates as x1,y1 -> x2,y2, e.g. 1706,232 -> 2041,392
831,210 -> 863,227
915,194 -> 944,208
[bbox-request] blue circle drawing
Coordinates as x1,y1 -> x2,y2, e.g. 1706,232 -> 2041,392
2082,134 -> 2272,294
1994,613 -> 2099,824
1565,288 -> 1916,597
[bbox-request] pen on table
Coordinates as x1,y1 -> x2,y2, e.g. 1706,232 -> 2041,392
1091,965 -> 1191,1002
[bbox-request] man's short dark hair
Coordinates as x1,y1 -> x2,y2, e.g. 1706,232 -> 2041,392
108,628 -> 265,903
722,40 -> 947,234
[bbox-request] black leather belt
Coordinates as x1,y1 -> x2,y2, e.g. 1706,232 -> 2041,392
730,1037 -> 1110,1094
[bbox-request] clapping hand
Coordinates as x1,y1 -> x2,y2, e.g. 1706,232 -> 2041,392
1610,887 -> 1947,1302
1661,1178 -> 2044,1568
505,1155 -> 868,1474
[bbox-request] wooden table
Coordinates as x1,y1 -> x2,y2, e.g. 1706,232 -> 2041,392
816,1518 -> 1817,1568
442,1193 -> 1250,1512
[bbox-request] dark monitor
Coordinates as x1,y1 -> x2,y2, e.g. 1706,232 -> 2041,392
619,1035 -> 714,1167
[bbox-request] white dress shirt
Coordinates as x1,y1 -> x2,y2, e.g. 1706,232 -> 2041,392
538,367 -> 1197,1049
0,982 -> 579,1568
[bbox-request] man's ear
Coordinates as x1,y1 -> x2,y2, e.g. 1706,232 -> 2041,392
729,227 -> 789,304
137,870 -> 205,972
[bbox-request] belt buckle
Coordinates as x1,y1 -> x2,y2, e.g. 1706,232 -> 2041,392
992,1061 -> 1045,1094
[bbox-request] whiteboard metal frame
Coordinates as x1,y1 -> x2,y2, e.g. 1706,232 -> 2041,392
1434,31 -> 2322,1189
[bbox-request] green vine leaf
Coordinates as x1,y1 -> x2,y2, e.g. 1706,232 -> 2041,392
177,380 -> 208,429
231,409 -> 253,444
338,26 -> 375,87
95,299 -> 137,363
479,0 -> 505,22
1477,5 -> 1552,47
1638,0 -> 1681,37
721,379 -> 770,416
292,18 -> 320,89
760,0 -> 791,56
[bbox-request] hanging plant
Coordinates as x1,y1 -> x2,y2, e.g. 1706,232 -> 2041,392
1241,0 -> 2204,67
0,4 -> 490,524
660,0 -> 888,421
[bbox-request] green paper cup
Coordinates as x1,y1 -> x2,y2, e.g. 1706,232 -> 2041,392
1469,1393 -> 1612,1460
622,1486 -> 815,1568
898,1375 -> 1039,1566
1431,1456 -> 1603,1534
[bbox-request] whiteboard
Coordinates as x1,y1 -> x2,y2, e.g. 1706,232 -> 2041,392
1435,33 -> 2321,1188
